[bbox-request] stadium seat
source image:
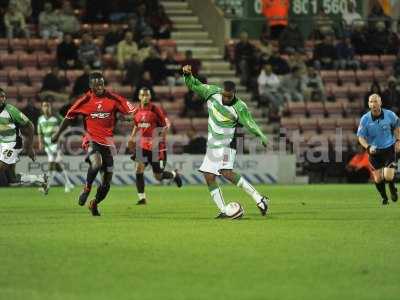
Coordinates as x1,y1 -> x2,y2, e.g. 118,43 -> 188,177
0,53 -> 19,69
0,70 -> 9,84
192,118 -> 208,132
5,86 -> 19,99
9,38 -> 29,53
324,101 -> 343,117
306,102 -> 325,117
65,70 -> 82,83
27,68 -> 48,85
380,54 -> 396,68
19,53 -> 38,69
320,70 -> 338,84
171,118 -> 192,133
104,70 -> 123,84
0,39 -> 9,52
170,86 -> 187,99
337,70 -> 356,84
287,101 -> 306,117
19,85 -> 40,99
372,69 -> 386,82
355,69 -> 373,83
335,118 -> 357,133
326,84 -> 348,98
102,54 -> 117,69
154,86 -> 171,99
317,117 -> 337,134
9,69 -> 28,85
28,38 -> 47,53
299,117 -> 318,133
37,53 -> 55,69
280,117 -> 299,135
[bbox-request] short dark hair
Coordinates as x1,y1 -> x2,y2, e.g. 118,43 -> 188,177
0,87 -> 5,94
89,72 -> 104,82
139,87 -> 150,93
223,81 -> 236,93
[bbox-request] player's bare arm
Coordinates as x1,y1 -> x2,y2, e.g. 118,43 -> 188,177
358,136 -> 375,154
52,118 -> 73,143
20,121 -> 36,161
182,65 -> 192,75
395,127 -> 400,152
128,125 -> 138,151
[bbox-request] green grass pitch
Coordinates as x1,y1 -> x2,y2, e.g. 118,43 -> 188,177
0,184 -> 399,300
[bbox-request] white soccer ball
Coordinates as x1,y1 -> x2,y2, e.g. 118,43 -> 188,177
225,202 -> 244,219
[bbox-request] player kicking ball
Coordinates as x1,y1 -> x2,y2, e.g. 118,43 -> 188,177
357,93 -> 400,205
52,72 -> 135,216
128,87 -> 182,205
182,65 -> 269,218
38,99 -> 74,192
0,88 -> 49,192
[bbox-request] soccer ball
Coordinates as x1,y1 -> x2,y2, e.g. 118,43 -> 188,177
225,202 -> 244,219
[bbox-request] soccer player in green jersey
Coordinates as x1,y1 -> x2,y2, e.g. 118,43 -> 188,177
38,100 -> 74,192
0,87 -> 49,192
182,65 -> 269,218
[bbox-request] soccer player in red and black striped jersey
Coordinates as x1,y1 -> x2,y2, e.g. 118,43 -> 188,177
52,72 -> 135,216
128,87 -> 182,205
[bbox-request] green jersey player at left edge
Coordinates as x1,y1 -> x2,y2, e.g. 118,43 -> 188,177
37,97 -> 74,193
0,87 -> 49,193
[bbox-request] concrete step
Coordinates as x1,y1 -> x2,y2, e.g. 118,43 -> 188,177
165,8 -> 193,15
172,31 -> 209,39
177,46 -> 220,55
202,61 -> 231,70
173,23 -> 203,31
193,54 -> 224,60
208,77 -> 240,85
170,16 -> 199,24
202,69 -> 236,76
237,92 -> 252,100
174,39 -> 213,45
161,1 -> 188,9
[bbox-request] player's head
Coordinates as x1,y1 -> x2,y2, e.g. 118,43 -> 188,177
41,98 -> 53,116
368,93 -> 382,114
139,87 -> 151,106
89,72 -> 105,96
0,87 -> 6,107
222,81 -> 236,105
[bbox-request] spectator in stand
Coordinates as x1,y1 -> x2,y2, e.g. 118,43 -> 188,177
149,4 -> 173,39
287,50 -> 307,72
382,77 -> 400,112
336,37 -> 360,70
367,21 -> 390,55
4,2 -> 29,38
58,1 -> 80,37
9,0 -> 31,19
393,52 -> 400,79
138,33 -> 155,63
78,32 -> 102,69
133,71 -> 157,100
163,50 -> 183,87
278,22 -> 304,53
57,33 -> 78,70
312,8 -> 336,39
181,89 -> 206,118
313,35 -> 338,70
303,66 -> 325,102
103,24 -> 122,55
40,65 -> 69,102
21,99 -> 41,129
117,31 -> 139,69
234,31 -> 256,87
134,2 -> 154,41
342,0 -> 362,35
258,39 -> 273,65
71,64 -> 91,97
183,127 -> 207,154
39,2 -> 62,39
363,81 -> 382,109
368,1 -> 392,30
280,66 -> 305,102
387,30 -> 400,55
266,49 -> 290,75
261,0 -> 289,39
142,48 -> 167,85
257,64 -> 283,110
180,50 -> 201,76
351,20 -> 369,55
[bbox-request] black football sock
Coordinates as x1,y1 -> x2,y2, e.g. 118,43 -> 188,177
86,166 -> 99,186
161,171 -> 174,180
388,180 -> 397,193
375,182 -> 388,200
95,183 -> 110,204
136,173 -> 145,193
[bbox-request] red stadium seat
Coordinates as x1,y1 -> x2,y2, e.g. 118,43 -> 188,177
154,86 -> 170,99
287,101 -> 306,117
320,70 -> 338,84
335,118 -> 357,133
28,38 -> 47,52
337,70 -> 356,84
37,53 -> 55,69
0,70 -> 9,84
171,86 -> 187,99
299,117 -> 318,133
355,69 -> 373,82
324,101 -> 343,117
65,69 -> 82,83
19,85 -> 40,99
318,117 -> 337,134
280,117 -> 300,134
0,53 -> 19,69
171,118 -> 192,133
9,69 -> 28,85
102,53 -> 117,69
104,70 -> 123,84
306,101 -> 325,117
19,53 -> 38,68
9,38 -> 28,53
27,68 -> 47,85
192,118 -> 208,132
5,86 -> 19,99
0,38 -> 9,52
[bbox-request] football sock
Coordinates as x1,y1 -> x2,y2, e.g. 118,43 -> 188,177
161,171 -> 174,179
86,166 -> 99,186
18,173 -> 44,185
95,183 -> 110,204
388,181 -> 397,193
136,173 -> 145,193
138,193 -> 146,200
208,184 -> 226,213
237,176 -> 263,204
375,181 -> 388,200
62,170 -> 72,186
49,171 -> 57,186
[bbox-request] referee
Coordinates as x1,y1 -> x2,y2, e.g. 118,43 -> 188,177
357,93 -> 400,205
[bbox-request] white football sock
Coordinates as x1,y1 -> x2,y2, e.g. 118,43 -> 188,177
138,193 -> 146,200
237,177 -> 263,204
19,173 -> 44,185
62,170 -> 72,186
50,171 -> 57,186
210,187 -> 226,213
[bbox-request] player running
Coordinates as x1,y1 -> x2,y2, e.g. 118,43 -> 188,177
182,65 -> 269,218
38,99 -> 74,192
128,87 -> 182,205
52,72 -> 135,216
357,93 -> 400,205
0,87 -> 49,192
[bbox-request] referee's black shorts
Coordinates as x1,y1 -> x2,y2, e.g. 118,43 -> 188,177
369,144 -> 397,170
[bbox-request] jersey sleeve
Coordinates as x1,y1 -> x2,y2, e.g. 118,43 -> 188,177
183,74 -> 221,101
153,105 -> 167,127
390,111 -> 400,129
6,104 -> 29,126
65,94 -> 91,119
113,93 -> 136,114
356,116 -> 368,138
235,101 -> 268,145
